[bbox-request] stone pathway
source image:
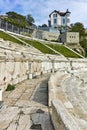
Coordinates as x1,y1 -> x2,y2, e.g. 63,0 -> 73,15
0,74 -> 54,130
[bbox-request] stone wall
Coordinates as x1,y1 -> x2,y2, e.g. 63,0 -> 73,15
32,29 -> 60,41
0,46 -> 28,90
32,30 -> 79,46
59,32 -> 79,44
0,51 -> 52,91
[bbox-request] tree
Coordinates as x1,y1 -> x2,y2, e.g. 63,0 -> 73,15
80,38 -> 87,56
26,14 -> 35,26
6,11 -> 26,27
70,22 -> 85,38
42,24 -> 47,27
58,25 -> 63,33
6,11 -> 26,21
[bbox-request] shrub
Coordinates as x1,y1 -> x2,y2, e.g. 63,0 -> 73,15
51,39 -> 57,42
6,84 -> 15,91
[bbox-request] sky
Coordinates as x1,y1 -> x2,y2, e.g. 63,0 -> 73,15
0,0 -> 87,27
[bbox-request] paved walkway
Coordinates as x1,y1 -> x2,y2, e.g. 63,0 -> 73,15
0,74 -> 54,130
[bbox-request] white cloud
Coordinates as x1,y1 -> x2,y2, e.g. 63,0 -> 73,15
0,0 -> 87,27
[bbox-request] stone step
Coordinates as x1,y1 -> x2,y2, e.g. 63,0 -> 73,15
52,100 -> 81,130
63,78 -> 87,116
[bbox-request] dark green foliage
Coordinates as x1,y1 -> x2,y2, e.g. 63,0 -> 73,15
4,12 -> 35,28
42,24 -> 47,27
6,84 -> 15,91
51,39 -> 57,42
6,12 -> 25,20
80,38 -> 87,57
6,11 -> 27,28
70,22 -> 85,38
26,14 -> 35,26
70,22 -> 87,56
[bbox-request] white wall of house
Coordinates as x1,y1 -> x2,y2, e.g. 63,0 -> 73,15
66,13 -> 70,26
49,10 -> 70,32
50,12 -> 58,27
58,15 -> 61,26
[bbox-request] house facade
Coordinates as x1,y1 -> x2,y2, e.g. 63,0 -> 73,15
48,9 -> 71,33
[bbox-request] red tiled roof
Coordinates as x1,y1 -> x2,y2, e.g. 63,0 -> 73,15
49,9 -> 71,17
59,12 -> 66,16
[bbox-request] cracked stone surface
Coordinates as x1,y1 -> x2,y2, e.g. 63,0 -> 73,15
0,74 -> 54,130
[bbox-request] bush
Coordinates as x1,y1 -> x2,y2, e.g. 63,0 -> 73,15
80,38 -> 87,57
51,39 -> 57,42
6,84 -> 15,91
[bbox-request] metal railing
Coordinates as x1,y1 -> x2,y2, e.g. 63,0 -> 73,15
0,18 -> 34,34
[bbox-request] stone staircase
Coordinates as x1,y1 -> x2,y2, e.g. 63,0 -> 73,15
0,74 -> 54,130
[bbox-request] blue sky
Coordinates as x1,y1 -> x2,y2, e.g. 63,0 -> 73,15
0,0 -> 87,27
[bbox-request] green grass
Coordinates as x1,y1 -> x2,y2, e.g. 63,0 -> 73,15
19,38 -> 56,54
6,84 -> 15,91
0,31 -> 24,45
46,44 -> 81,58
0,31 -> 82,57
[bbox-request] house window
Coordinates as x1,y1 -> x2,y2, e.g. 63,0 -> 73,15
54,19 -> 57,24
54,26 -> 57,28
48,20 -> 51,27
63,19 -> 65,24
53,13 -> 57,17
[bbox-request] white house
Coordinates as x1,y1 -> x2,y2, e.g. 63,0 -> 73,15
48,9 -> 71,33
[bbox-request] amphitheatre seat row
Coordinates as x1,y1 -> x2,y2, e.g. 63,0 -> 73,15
0,38 -> 63,61
0,38 -> 49,61
48,71 -> 87,130
0,38 -> 68,91
0,38 -> 41,54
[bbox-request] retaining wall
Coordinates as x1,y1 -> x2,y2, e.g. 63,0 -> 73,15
32,29 -> 60,41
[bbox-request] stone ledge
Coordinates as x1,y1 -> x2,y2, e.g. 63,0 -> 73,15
51,100 -> 81,130
48,71 -> 70,106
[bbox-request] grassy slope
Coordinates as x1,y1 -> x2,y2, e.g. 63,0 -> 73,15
19,38 -> 56,54
46,44 -> 81,58
0,31 -> 81,57
0,31 -> 24,45
0,31 -> 56,54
